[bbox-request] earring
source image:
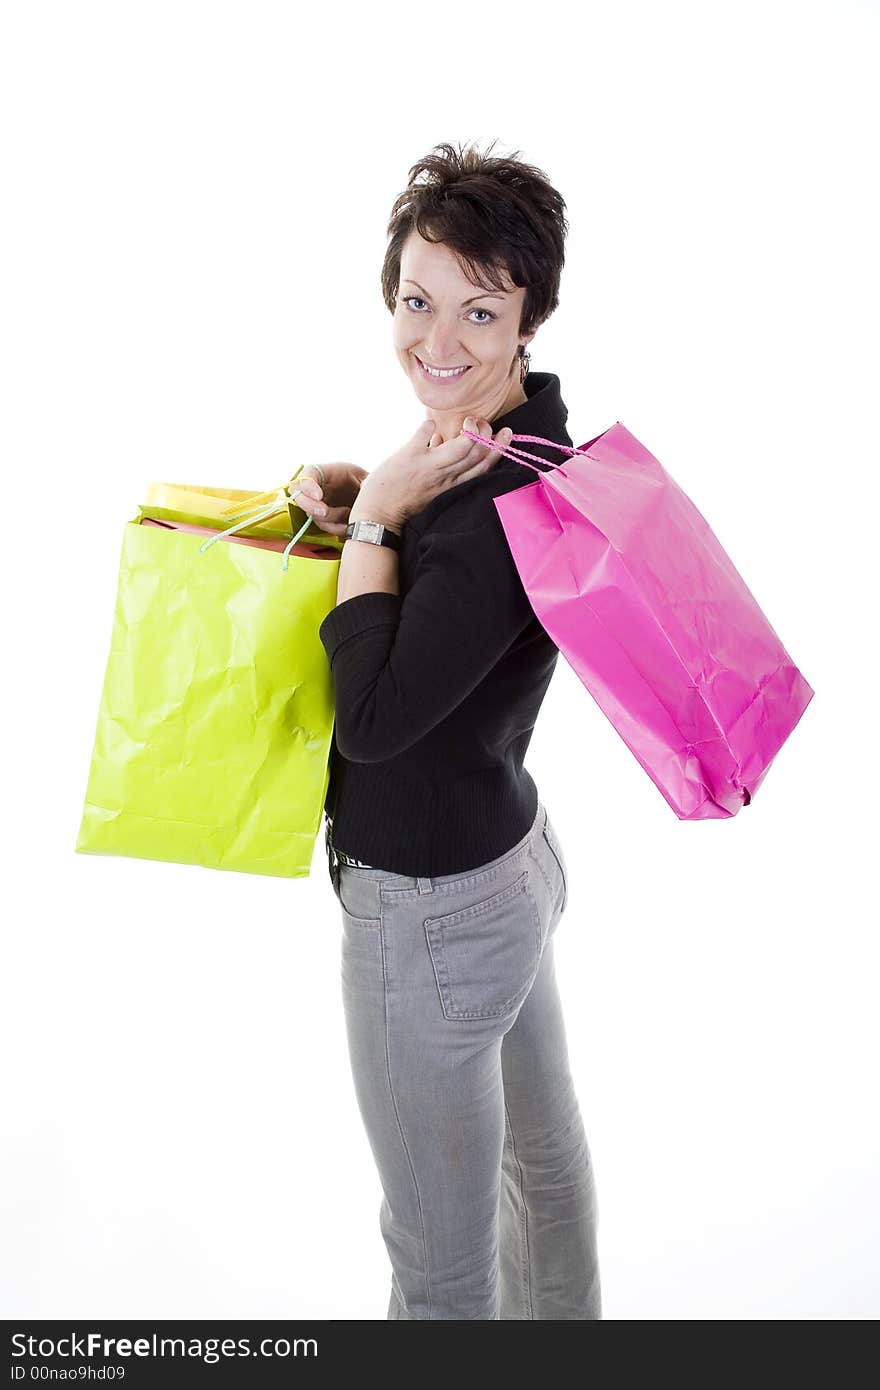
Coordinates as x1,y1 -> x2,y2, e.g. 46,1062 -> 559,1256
519,348 -> 531,383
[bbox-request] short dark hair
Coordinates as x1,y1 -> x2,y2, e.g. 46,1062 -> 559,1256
381,139 -> 569,348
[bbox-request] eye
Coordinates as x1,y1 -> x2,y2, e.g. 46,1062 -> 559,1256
401,296 -> 496,324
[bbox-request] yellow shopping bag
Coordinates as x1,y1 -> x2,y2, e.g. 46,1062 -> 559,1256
76,476 -> 343,878
140,464 -> 338,543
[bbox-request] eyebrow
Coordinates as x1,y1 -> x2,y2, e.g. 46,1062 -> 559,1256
401,279 -> 508,305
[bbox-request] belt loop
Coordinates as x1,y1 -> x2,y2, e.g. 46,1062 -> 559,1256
416,876 -> 433,895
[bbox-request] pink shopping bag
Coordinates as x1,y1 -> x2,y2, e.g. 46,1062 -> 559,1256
477,424 -> 814,820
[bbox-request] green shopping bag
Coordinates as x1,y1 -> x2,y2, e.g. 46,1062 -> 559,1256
76,474 -> 343,878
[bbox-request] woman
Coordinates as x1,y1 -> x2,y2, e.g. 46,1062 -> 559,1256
296,140 -> 601,1320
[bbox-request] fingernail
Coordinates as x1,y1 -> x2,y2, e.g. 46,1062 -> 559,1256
316,505 -> 327,516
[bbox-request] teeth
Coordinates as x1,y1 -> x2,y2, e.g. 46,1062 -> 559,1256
419,358 -> 468,378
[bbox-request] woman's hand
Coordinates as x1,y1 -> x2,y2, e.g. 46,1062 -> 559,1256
289,462 -> 369,537
350,417 -> 514,532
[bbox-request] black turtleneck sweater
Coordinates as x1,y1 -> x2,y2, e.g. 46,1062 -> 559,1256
317,371 -> 573,877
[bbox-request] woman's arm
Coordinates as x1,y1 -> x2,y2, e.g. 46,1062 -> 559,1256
333,495 -> 402,606
318,499 -> 534,764
325,416 -> 509,607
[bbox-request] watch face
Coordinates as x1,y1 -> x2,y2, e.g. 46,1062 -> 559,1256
358,521 -> 382,542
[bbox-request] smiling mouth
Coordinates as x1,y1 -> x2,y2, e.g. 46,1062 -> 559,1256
415,355 -> 472,380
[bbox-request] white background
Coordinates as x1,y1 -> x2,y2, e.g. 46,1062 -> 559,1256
2,0 -> 877,1321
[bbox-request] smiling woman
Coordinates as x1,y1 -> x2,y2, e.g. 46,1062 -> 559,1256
399,264 -> 522,420
316,139 -> 601,1322
382,141 -> 568,445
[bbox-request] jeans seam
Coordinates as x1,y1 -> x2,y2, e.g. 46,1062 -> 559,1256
542,827 -> 568,915
380,920 -> 433,1318
531,845 -> 554,903
504,1098 -> 534,1319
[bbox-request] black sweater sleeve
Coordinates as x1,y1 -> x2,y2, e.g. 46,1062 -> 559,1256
318,509 -> 535,763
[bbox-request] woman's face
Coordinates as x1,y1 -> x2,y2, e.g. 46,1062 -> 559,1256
393,230 -> 535,440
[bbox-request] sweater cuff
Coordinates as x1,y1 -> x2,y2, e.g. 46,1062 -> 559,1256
319,590 -> 402,661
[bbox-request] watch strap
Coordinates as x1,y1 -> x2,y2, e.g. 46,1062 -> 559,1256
345,519 -> 402,551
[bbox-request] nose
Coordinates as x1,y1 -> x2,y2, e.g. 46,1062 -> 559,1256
421,326 -> 465,365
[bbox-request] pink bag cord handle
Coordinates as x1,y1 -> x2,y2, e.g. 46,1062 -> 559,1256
458,429 -> 598,477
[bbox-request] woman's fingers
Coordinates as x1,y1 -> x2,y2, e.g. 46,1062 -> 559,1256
462,418 -> 511,454
299,476 -> 324,501
452,420 -> 513,482
462,420 -> 511,465
291,478 -> 328,516
293,495 -> 347,535
291,473 -> 352,533
310,516 -> 349,536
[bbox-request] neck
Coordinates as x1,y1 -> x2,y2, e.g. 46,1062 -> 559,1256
429,372 -> 528,445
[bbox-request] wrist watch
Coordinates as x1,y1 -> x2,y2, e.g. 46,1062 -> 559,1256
345,518 -> 402,552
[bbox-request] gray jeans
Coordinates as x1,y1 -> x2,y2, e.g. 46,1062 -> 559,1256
330,799 -> 602,1319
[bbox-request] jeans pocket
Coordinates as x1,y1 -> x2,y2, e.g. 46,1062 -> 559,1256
337,866 -> 382,926
423,867 -> 542,1021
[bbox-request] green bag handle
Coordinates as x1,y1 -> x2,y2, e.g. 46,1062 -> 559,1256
197,465 -> 320,572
